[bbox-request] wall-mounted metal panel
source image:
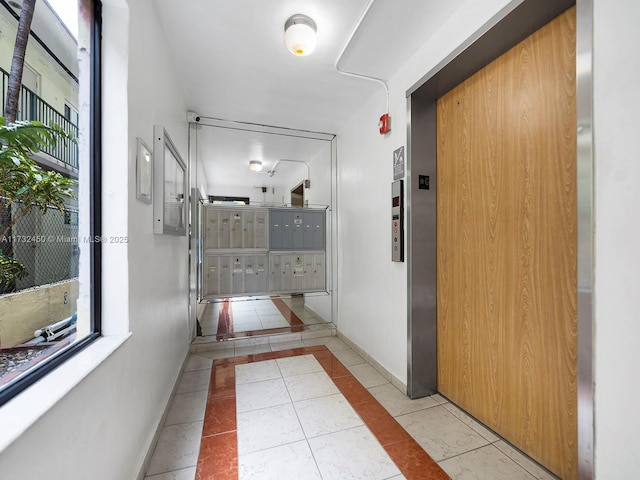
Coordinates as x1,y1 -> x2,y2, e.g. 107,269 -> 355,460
292,212 -> 304,249
230,212 -> 242,249
270,208 -> 326,251
202,205 -> 327,299
218,210 -> 231,249
254,211 -> 267,249
218,255 -> 232,296
203,253 -> 269,296
406,96 -> 438,398
281,211 -> 293,250
269,251 -> 326,294
270,210 -> 282,250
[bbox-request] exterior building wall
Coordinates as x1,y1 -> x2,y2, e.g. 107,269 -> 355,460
0,8 -> 78,117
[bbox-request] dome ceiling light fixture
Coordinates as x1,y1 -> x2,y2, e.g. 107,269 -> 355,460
249,160 -> 263,172
284,13 -> 317,57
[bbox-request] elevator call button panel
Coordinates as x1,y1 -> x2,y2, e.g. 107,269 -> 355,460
392,180 -> 404,262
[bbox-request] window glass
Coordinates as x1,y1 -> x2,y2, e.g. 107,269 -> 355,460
0,0 -> 101,405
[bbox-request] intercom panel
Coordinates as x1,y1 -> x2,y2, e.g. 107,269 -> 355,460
392,180 -> 404,262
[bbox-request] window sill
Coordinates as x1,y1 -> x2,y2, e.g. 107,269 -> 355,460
0,333 -> 131,452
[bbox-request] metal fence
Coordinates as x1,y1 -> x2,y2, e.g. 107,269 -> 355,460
1,199 -> 79,294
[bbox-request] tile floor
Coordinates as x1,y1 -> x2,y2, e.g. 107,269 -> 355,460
144,332 -> 560,480
145,336 -> 556,480
197,296 -> 329,340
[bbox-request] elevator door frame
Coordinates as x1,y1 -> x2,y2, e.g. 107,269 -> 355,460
405,0 -> 593,477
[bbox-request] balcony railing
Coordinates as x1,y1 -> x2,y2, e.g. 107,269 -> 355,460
1,67 -> 78,170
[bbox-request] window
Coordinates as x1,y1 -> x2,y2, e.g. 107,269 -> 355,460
64,102 -> 79,126
0,0 -> 101,406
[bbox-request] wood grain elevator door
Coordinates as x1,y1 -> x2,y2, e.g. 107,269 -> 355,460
436,7 -> 576,478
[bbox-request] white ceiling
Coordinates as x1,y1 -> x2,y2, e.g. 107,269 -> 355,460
195,125 -> 329,189
152,0 -> 466,192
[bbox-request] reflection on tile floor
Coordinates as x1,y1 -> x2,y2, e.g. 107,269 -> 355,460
144,335 -> 560,480
197,296 -> 331,341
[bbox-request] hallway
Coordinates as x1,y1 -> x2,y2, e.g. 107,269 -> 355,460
144,331 -> 558,479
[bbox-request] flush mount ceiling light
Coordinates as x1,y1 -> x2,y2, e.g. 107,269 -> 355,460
284,14 -> 317,57
249,160 -> 263,172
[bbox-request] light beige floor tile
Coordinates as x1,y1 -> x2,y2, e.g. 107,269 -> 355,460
237,403 -> 305,455
238,440 -> 322,480
294,393 -> 363,438
301,316 -> 324,325
269,333 -> 302,343
230,303 -> 258,312
332,348 -> 366,366
236,378 -> 291,413
192,340 -> 234,352
200,327 -> 218,337
442,403 -> 500,443
430,393 -> 448,405
145,422 -> 203,476
144,467 -> 196,480
232,314 -> 262,324
439,444 -> 537,480
164,390 -> 208,426
493,441 -> 560,480
325,337 -> 351,352
254,307 -> 281,315
302,337 -> 332,346
308,425 -> 402,480
176,369 -> 211,394
291,308 -> 316,319
301,329 -> 333,340
270,340 -> 307,351
235,344 -> 272,356
396,405 -> 489,461
348,363 -> 389,388
284,371 -> 340,402
234,337 -> 270,348
235,360 -> 281,385
262,320 -> 291,329
232,317 -> 262,332
259,313 -> 287,323
183,355 -> 213,372
276,354 -> 324,377
196,349 -> 237,360
368,383 -> 439,417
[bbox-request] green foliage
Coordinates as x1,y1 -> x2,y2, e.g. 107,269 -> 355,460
0,118 -> 76,219
0,117 -> 77,287
0,252 -> 27,289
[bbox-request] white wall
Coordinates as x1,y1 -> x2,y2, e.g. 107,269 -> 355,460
336,0 -> 515,385
0,0 -> 191,478
593,0 -> 640,477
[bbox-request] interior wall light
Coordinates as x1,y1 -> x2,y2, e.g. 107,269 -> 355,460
284,14 -> 317,56
249,160 -> 263,172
